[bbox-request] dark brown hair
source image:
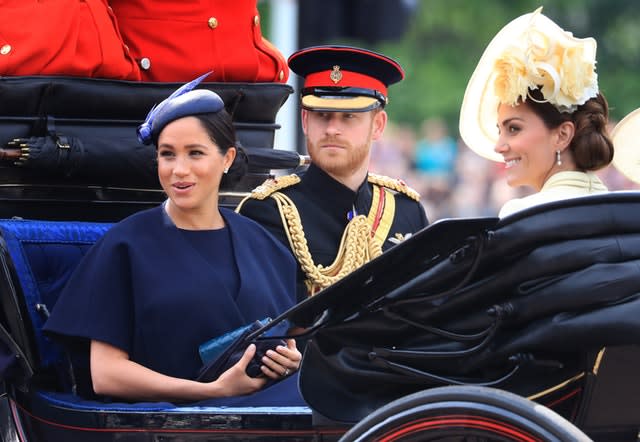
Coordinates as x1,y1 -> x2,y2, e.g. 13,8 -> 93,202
525,88 -> 614,171
192,111 -> 248,186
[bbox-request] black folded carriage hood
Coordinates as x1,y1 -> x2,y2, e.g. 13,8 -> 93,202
280,192 -> 640,423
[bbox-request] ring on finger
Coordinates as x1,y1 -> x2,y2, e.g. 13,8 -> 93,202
283,368 -> 290,376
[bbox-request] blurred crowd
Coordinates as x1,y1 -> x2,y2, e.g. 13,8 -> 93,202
369,118 -> 640,222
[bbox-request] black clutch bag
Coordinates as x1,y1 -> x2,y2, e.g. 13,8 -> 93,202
196,319 -> 287,382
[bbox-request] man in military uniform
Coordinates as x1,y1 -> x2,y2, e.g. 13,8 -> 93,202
237,45 -> 428,301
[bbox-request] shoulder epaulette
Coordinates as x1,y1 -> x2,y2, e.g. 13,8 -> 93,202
248,174 -> 301,200
368,172 -> 421,201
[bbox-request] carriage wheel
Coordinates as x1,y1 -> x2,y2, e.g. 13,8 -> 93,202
338,386 -> 591,442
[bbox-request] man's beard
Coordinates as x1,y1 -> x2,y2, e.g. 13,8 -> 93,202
307,135 -> 371,178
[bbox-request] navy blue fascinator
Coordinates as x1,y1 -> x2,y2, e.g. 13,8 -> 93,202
137,72 -> 225,145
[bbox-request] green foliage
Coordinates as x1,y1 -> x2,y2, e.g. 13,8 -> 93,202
359,0 -> 640,132
261,0 -> 640,132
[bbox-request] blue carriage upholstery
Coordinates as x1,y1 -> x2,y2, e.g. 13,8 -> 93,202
0,218 -> 312,417
0,219 -> 111,377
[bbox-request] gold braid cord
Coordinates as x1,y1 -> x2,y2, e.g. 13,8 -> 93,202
235,174 -> 301,213
270,192 -> 383,294
234,172 -> 414,295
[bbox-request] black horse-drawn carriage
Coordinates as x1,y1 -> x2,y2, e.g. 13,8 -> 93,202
1,76 -> 639,441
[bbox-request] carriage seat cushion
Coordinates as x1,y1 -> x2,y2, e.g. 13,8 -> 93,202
0,219 -> 112,373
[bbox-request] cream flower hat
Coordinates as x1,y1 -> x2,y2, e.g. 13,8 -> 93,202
459,7 -> 599,162
611,108 -> 640,185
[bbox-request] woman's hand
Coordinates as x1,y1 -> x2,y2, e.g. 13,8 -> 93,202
90,339 -> 265,402
260,339 -> 301,379
91,339 -> 303,401
213,344 -> 267,396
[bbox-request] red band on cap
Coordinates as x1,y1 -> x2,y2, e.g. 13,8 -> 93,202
304,70 -> 388,97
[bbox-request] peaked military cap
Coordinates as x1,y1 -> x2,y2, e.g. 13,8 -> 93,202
288,45 -> 405,112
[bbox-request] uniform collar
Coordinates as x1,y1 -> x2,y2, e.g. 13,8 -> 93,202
302,163 -> 372,214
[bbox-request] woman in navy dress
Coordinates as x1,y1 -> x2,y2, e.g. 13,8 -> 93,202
44,76 -> 302,403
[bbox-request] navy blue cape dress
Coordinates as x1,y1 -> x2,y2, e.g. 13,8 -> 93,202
44,206 -> 303,406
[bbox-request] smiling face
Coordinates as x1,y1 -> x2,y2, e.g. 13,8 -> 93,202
494,102 -> 573,191
157,116 -> 235,222
302,109 -> 386,187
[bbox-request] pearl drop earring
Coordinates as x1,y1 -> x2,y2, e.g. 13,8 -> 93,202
556,150 -> 562,166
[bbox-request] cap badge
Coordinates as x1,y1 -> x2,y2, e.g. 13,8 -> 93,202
330,65 -> 343,84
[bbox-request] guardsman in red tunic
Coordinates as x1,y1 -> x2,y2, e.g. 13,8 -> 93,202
237,46 -> 429,301
0,0 -> 140,79
109,0 -> 288,83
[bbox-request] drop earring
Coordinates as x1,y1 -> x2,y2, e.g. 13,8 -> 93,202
556,150 -> 562,166
223,167 -> 229,174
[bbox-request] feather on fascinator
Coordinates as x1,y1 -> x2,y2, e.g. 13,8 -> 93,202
459,7 -> 599,162
137,72 -> 222,145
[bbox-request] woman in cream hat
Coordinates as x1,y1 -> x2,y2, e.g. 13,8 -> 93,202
611,108 -> 640,185
459,7 -> 614,217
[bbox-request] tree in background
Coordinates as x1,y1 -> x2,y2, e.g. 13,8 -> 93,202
270,0 -> 640,134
